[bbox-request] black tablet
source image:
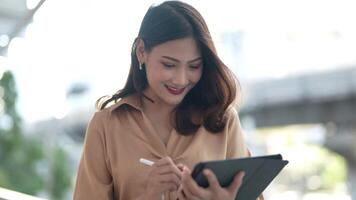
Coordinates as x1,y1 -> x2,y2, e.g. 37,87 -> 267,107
191,154 -> 288,200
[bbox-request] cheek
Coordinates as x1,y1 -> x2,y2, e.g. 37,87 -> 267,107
191,70 -> 203,84
146,72 -> 159,86
146,67 -> 170,84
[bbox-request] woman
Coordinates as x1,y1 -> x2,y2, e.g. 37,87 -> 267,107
74,1 -> 260,199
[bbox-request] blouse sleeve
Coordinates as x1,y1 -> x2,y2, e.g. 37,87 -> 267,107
226,108 -> 265,200
226,108 -> 249,159
73,112 -> 114,200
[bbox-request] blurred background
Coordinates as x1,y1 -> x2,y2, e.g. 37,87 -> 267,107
0,0 -> 355,199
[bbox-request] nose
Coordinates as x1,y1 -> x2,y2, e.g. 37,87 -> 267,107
172,67 -> 189,86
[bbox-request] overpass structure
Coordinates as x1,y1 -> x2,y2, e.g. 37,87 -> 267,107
239,66 -> 356,199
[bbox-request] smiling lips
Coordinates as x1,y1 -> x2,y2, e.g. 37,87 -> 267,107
165,85 -> 186,95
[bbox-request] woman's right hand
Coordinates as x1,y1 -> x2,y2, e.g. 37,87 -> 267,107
144,157 -> 183,200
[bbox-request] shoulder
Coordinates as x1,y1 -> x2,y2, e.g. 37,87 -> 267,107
223,106 -> 244,137
225,106 -> 240,125
86,108 -> 110,132
92,95 -> 135,121
87,96 -> 140,132
84,105 -> 125,144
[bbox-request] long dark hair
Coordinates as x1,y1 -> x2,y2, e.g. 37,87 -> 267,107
96,1 -> 240,135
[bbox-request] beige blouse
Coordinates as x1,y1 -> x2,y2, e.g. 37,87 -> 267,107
73,93 -> 251,200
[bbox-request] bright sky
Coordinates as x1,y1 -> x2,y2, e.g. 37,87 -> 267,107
1,0 -> 356,123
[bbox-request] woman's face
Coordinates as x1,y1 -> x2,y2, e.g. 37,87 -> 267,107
139,37 -> 203,107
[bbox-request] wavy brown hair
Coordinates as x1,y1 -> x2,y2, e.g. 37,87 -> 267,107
96,1 -> 240,135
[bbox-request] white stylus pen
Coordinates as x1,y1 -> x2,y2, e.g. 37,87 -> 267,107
139,158 -> 165,200
139,158 -> 154,166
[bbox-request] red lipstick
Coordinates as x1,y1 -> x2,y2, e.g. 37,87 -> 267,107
165,85 -> 185,95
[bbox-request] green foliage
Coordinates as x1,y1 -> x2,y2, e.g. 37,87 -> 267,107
320,151 -> 347,189
258,125 -> 348,193
0,70 -> 71,199
0,71 -> 44,194
50,147 -> 72,200
294,145 -> 347,190
0,71 -> 21,131
0,136 -> 45,194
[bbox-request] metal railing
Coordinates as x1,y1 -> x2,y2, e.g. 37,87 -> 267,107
0,187 -> 47,200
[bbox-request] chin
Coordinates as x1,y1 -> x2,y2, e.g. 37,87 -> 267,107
160,94 -> 186,106
164,97 -> 184,106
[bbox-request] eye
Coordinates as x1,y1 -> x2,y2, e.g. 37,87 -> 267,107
162,62 -> 175,68
189,63 -> 202,69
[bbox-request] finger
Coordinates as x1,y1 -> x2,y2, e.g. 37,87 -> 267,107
181,168 -> 197,198
158,173 -> 181,187
182,183 -> 196,199
155,157 -> 184,178
182,167 -> 207,199
159,164 -> 183,180
227,171 -> 245,194
164,157 -> 183,177
203,169 -> 220,190
161,182 -> 178,192
177,163 -> 185,171
154,156 -> 174,167
177,186 -> 187,200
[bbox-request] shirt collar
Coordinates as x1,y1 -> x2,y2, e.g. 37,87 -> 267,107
109,93 -> 143,113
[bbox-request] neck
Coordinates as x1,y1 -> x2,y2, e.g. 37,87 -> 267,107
141,89 -> 175,119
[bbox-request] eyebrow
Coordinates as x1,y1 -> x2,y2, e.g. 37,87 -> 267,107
162,56 -> 202,63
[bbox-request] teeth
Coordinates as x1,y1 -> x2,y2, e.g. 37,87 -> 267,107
167,86 -> 182,91
170,87 -> 178,91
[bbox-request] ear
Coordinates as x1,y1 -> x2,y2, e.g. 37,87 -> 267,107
135,38 -> 146,64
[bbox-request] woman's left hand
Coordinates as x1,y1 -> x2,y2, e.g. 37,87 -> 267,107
177,166 -> 245,200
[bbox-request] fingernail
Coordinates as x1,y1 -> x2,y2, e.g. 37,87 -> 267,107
203,169 -> 210,175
